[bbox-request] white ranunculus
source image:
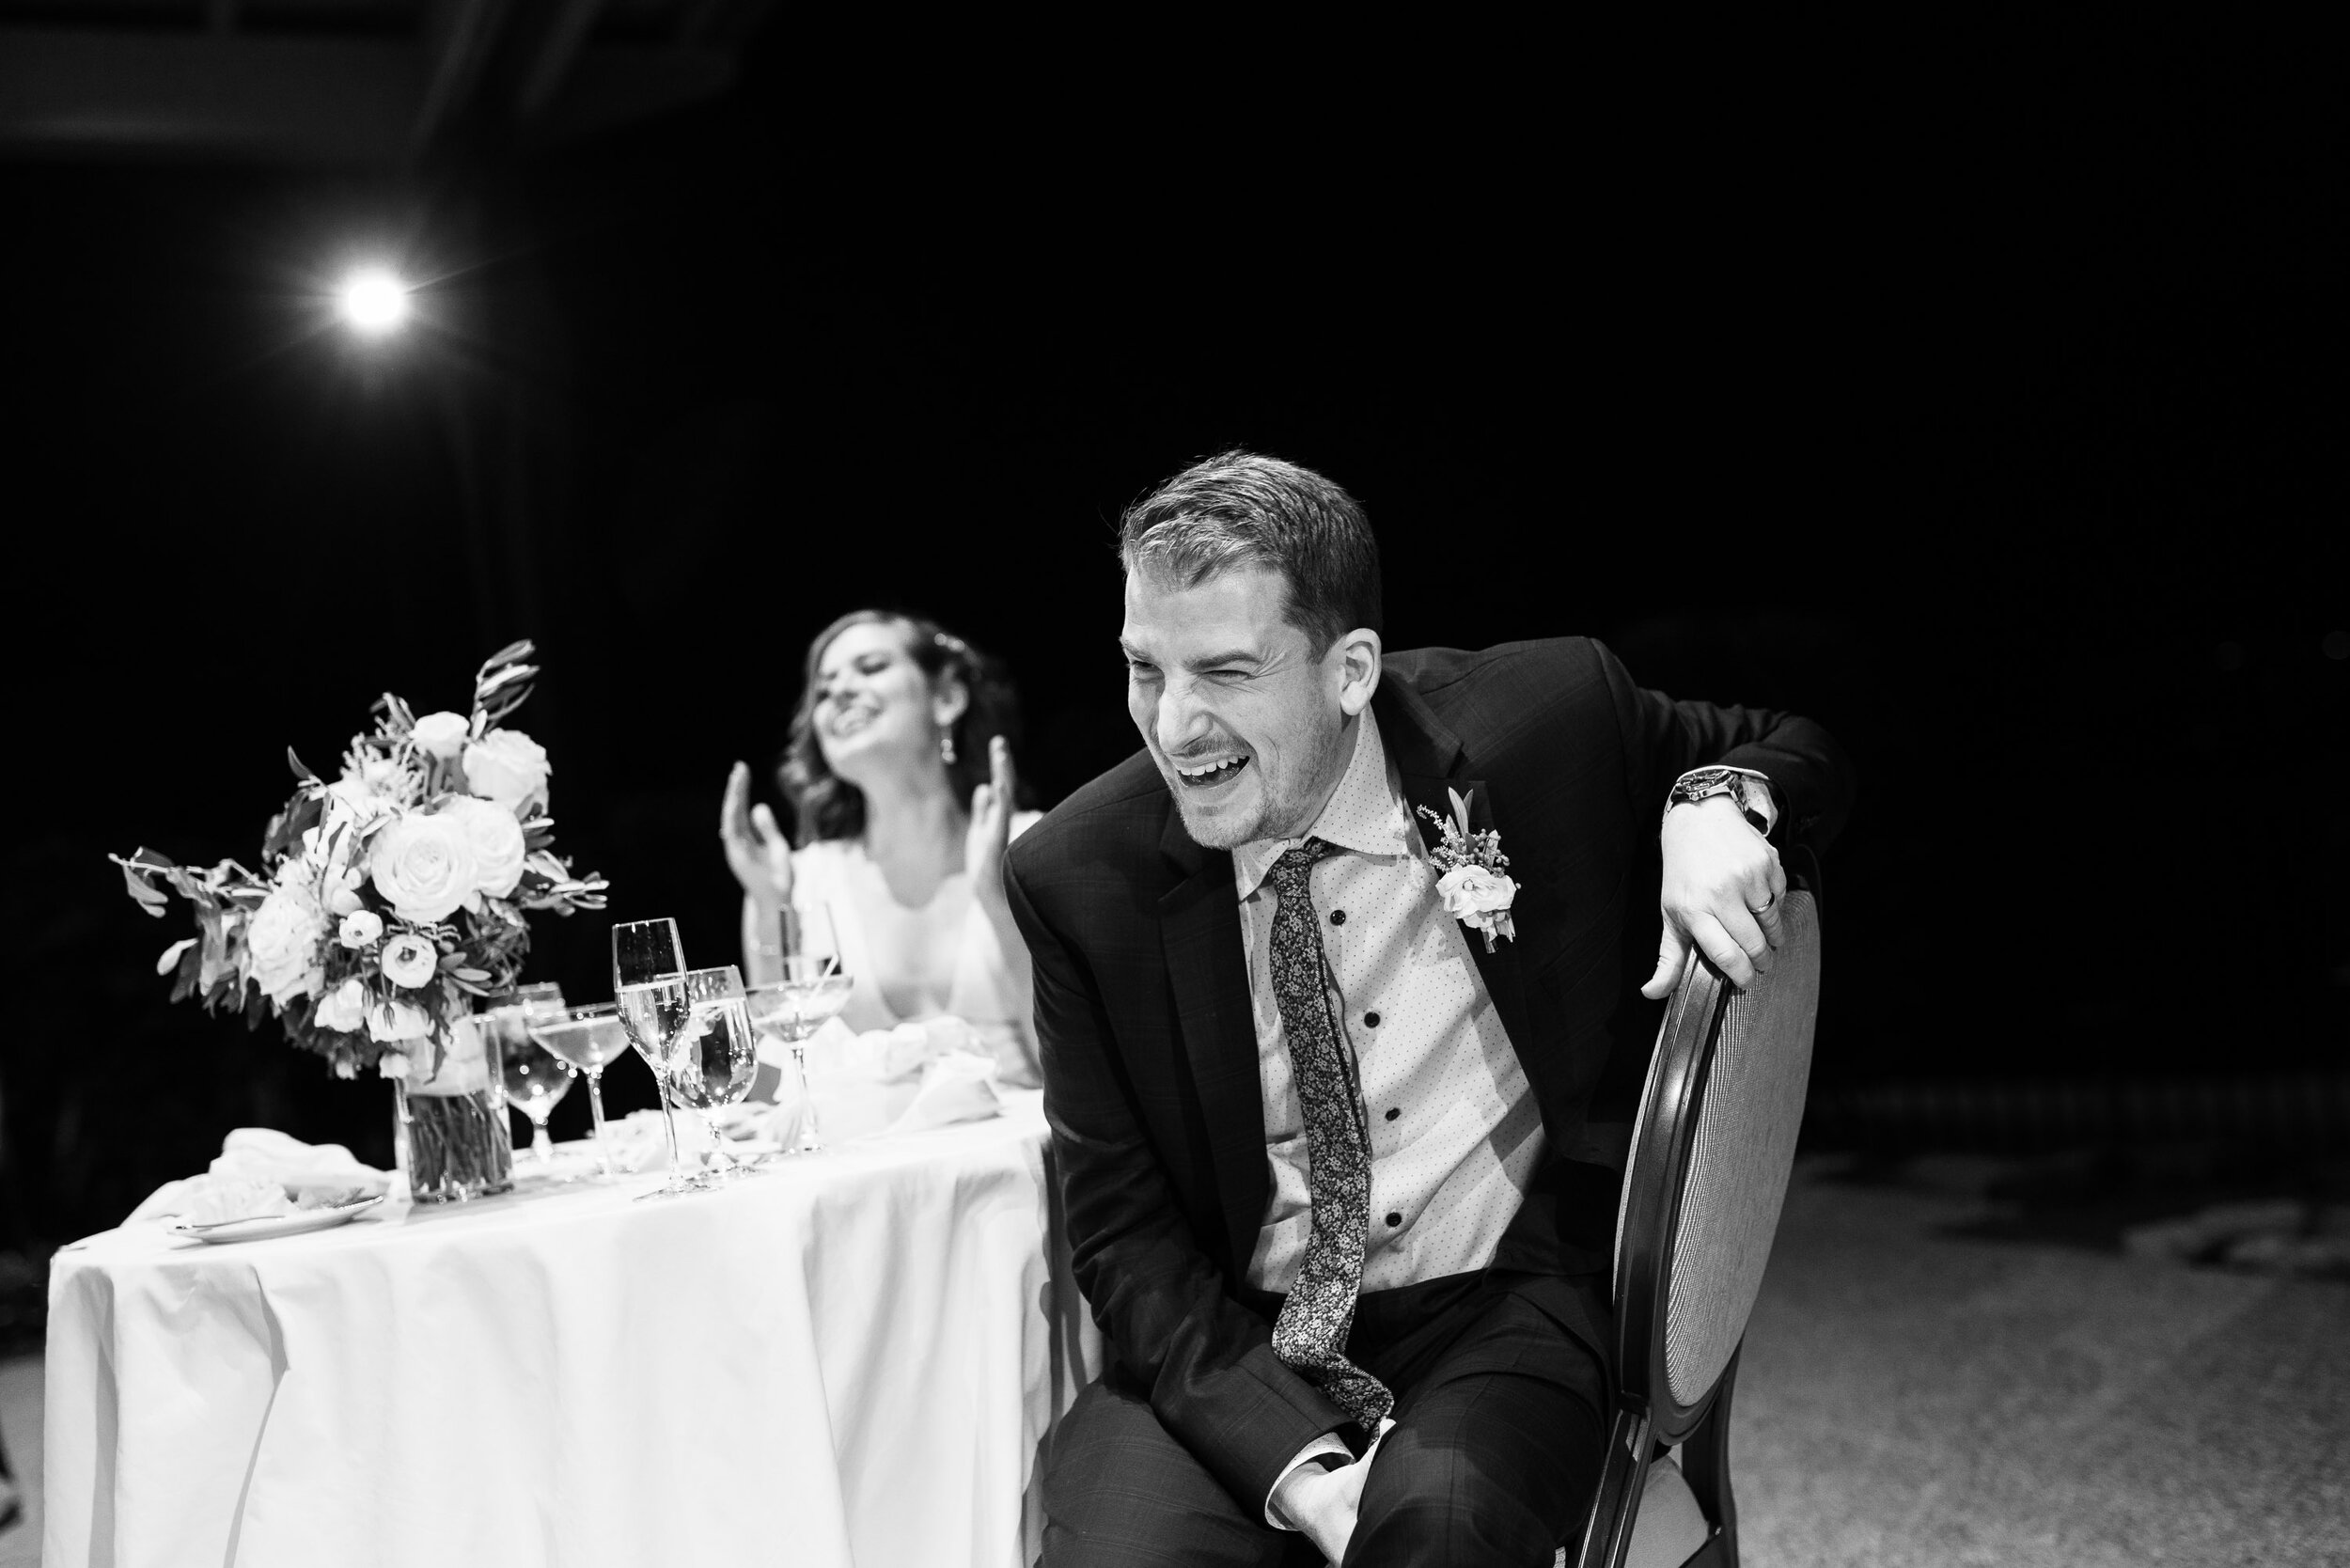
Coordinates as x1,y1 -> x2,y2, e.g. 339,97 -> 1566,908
246,886 -> 328,1005
316,977 -> 368,1032
461,728 -> 551,816
338,909 -> 384,949
410,711 -> 472,760
1435,864 -> 1516,916
444,794 -> 526,899
1435,865 -> 1518,944
368,999 -> 434,1044
376,1049 -> 412,1078
368,812 -> 479,923
380,932 -> 440,989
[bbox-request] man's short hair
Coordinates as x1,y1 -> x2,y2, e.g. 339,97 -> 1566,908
1118,450 -> 1384,654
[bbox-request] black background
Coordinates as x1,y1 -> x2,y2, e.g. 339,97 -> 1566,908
3,20 -> 2343,1247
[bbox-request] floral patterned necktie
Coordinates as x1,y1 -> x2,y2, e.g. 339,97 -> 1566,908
1265,838 -> 1395,1428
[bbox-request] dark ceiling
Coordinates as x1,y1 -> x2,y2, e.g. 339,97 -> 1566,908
0,0 -> 773,165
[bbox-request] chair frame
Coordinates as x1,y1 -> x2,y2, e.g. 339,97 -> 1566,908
1576,869 -> 1820,1568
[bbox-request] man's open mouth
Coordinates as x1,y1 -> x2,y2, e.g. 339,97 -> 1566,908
1174,754 -> 1250,789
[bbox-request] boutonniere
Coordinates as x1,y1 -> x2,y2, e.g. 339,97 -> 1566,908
1418,787 -> 1516,952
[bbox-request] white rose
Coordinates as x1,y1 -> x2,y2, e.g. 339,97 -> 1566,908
338,909 -> 384,949
380,932 -> 441,989
1435,864 -> 1516,917
316,977 -> 368,1032
1435,866 -> 1518,943
443,794 -> 526,899
462,729 -> 551,816
368,812 -> 479,923
410,711 -> 472,760
369,997 -> 434,1043
246,886 -> 328,1005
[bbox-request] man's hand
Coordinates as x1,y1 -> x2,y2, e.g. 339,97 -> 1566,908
1271,1454 -> 1371,1565
1641,793 -> 1786,997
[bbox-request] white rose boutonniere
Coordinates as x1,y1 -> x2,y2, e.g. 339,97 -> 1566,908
1418,787 -> 1517,952
379,932 -> 440,989
462,729 -> 551,817
444,794 -> 526,899
368,812 -> 479,923
409,711 -> 472,760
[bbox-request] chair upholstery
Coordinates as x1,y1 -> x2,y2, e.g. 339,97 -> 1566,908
1570,889 -> 1823,1568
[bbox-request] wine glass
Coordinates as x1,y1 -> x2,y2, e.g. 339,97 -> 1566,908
667,965 -> 761,1180
492,1002 -> 574,1168
744,903 -> 854,1156
528,1002 -> 631,1179
611,918 -> 698,1198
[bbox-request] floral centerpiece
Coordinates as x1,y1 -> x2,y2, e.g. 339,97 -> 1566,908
115,641 -> 606,1200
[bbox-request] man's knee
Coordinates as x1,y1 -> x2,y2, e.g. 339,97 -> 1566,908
1349,1425 -> 1561,1565
1042,1377 -> 1291,1568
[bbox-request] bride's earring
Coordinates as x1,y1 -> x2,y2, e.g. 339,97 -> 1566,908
939,729 -> 958,765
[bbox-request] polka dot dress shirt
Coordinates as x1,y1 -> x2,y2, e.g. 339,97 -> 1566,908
1231,705 -> 1545,1294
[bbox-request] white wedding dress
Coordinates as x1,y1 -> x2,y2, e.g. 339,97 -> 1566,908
781,812 -> 1043,1089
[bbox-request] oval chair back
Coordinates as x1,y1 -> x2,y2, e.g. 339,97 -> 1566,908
1571,886 -> 1822,1568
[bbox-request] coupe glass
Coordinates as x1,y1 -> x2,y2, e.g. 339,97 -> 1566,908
744,904 -> 853,1156
667,964 -> 760,1180
528,1002 -> 631,1178
492,1003 -> 574,1168
612,917 -> 698,1197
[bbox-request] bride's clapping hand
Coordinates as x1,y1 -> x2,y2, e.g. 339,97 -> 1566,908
965,735 -> 1017,905
720,761 -> 794,905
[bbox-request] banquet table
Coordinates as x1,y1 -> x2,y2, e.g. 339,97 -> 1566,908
42,1090 -> 1101,1568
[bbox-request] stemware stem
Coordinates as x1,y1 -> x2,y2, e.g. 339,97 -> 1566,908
528,1115 -> 556,1164
791,1044 -> 823,1154
582,1068 -> 614,1178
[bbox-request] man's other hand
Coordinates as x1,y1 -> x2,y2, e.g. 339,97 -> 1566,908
1272,1453 -> 1371,1564
1642,793 -> 1787,996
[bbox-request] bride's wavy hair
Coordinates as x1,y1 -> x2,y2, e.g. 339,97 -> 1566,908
778,609 -> 1026,844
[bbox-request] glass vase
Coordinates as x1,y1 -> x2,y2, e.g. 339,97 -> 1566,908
394,1013 -> 514,1202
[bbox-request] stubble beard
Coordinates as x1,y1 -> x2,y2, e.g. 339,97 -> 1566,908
1164,717 -> 1349,852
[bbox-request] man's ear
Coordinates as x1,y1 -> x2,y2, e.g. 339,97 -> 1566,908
1333,628 -> 1383,717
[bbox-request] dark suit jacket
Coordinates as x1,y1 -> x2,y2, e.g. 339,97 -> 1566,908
1003,637 -> 1855,1510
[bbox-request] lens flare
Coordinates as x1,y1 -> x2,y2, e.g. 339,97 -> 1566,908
337,268 -> 412,336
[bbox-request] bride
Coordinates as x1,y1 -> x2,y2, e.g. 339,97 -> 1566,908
720,610 -> 1041,1087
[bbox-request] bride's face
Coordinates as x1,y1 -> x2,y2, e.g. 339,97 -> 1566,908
812,621 -> 966,786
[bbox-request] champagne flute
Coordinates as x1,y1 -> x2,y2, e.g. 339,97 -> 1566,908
611,918 -> 698,1197
529,1002 -> 631,1178
492,1002 -> 574,1168
744,902 -> 854,1155
667,965 -> 760,1180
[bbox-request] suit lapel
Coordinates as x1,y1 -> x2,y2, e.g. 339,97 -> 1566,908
1380,682 -> 1538,1058
1156,808 -> 1269,1279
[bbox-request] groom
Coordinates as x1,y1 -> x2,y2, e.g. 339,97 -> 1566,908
1004,453 -> 1854,1565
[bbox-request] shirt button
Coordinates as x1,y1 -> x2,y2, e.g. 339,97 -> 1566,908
1364,1011 -> 1381,1028
1386,1213 -> 1402,1228
1329,909 -> 1347,926
1385,1106 -> 1401,1121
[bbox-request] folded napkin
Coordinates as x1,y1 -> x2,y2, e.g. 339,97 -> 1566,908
127,1128 -> 390,1224
716,1014 -> 1006,1150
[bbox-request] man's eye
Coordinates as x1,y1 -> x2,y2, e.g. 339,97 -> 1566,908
1127,662 -> 1160,679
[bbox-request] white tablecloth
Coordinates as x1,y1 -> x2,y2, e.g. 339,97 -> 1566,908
43,1090 -> 1101,1568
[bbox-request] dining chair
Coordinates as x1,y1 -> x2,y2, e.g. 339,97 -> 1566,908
1558,882 -> 1824,1568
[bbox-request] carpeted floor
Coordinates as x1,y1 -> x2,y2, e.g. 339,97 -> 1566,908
1731,1158 -> 2350,1568
0,1160 -> 2342,1566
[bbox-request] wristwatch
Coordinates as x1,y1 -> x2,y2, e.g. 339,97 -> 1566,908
1666,767 -> 1774,834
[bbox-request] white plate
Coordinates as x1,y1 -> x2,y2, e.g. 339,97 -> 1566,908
166,1196 -> 384,1245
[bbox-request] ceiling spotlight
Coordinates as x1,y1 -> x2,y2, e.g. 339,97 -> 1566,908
337,268 -> 412,336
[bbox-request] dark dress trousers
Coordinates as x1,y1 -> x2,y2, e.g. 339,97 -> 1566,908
1004,638 -> 1856,1555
